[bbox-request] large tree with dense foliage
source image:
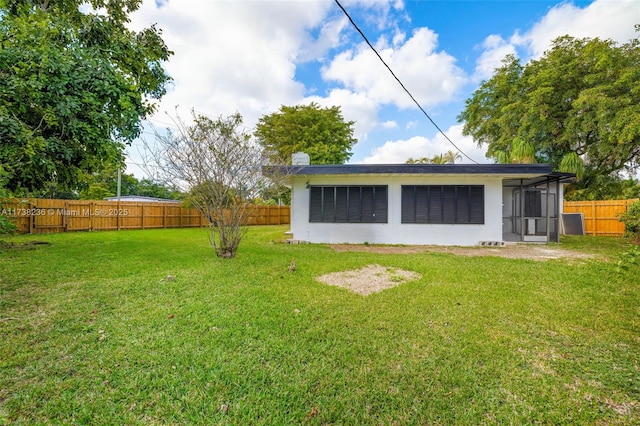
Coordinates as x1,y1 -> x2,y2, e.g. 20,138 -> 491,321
458,31 -> 640,188
0,0 -> 172,194
255,102 -> 357,165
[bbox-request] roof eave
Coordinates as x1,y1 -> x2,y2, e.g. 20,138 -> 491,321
271,163 -> 557,177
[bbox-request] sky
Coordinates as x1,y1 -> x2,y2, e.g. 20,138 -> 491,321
126,0 -> 639,178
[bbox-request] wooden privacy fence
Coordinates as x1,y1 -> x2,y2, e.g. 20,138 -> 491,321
563,199 -> 638,236
1,199 -> 290,234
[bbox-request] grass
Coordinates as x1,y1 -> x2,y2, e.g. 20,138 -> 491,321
1,226 -> 639,425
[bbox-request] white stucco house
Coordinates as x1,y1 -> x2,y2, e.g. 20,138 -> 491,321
273,159 -> 574,246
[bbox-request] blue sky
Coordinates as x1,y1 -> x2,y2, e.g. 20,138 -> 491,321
127,0 -> 638,177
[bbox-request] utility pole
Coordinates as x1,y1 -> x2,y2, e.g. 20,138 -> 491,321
117,168 -> 122,201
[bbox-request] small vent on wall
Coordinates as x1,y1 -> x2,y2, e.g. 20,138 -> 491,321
478,241 -> 505,247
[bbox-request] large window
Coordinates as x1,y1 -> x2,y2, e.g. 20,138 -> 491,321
401,185 -> 484,224
309,185 -> 388,223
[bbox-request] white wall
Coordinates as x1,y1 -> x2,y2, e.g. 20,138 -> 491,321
290,175 -> 505,246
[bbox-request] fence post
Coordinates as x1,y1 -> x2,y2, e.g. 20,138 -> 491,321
64,200 -> 68,232
29,200 -> 33,234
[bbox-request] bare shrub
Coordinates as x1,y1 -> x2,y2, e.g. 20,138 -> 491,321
144,111 -> 287,258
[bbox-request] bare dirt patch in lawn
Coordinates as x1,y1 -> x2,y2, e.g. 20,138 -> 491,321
316,264 -> 421,296
329,244 -> 597,261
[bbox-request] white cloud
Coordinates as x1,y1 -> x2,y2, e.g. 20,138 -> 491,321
473,0 -> 637,86
342,0 -> 406,30
381,120 -> 398,129
473,34 -> 517,81
361,124 -> 488,164
299,16 -> 349,63
304,88 -> 380,142
322,27 -> 467,109
129,0 -> 334,127
517,0 -> 638,59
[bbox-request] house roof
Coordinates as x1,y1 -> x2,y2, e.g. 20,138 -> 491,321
274,163 -> 560,177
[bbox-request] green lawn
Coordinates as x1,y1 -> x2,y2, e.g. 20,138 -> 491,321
1,226 -> 639,425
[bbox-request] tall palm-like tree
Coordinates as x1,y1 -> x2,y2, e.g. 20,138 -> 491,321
443,150 -> 462,164
510,138 -> 537,164
430,154 -> 447,164
407,151 -> 463,164
406,157 -> 430,164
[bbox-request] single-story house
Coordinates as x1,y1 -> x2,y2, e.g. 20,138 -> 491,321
274,160 -> 574,246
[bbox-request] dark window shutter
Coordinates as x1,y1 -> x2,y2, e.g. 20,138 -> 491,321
361,186 -> 375,222
401,186 -> 415,223
401,185 -> 485,224
321,187 -> 335,222
456,186 -> 471,223
348,187 -> 361,222
310,185 -> 388,223
335,187 -> 348,222
374,186 -> 388,223
429,186 -> 443,223
416,186 -> 429,223
442,186 -> 457,223
470,186 -> 484,224
309,187 -> 323,222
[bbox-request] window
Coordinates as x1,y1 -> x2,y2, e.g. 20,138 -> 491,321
309,185 -> 388,223
401,185 -> 484,224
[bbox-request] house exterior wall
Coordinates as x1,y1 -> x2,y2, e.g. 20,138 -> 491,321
290,174 -> 505,246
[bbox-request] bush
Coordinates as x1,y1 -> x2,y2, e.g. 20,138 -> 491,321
0,167 -> 16,236
0,214 -> 16,236
619,200 -> 640,243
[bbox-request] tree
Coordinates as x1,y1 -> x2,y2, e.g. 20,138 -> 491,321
255,102 -> 357,164
0,165 -> 16,236
136,179 -> 183,200
619,200 -> 640,243
406,157 -> 430,164
0,0 -> 172,194
145,112 -> 287,258
430,154 -> 447,164
406,151 -> 462,164
442,150 -> 462,164
78,167 -> 183,200
458,31 -> 640,189
565,176 -> 640,201
78,167 -> 135,199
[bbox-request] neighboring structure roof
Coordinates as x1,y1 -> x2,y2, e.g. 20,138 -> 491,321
103,195 -> 181,203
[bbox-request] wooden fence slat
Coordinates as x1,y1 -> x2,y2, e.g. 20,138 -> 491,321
2,198 -> 290,234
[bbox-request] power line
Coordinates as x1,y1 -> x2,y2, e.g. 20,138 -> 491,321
333,0 -> 478,164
